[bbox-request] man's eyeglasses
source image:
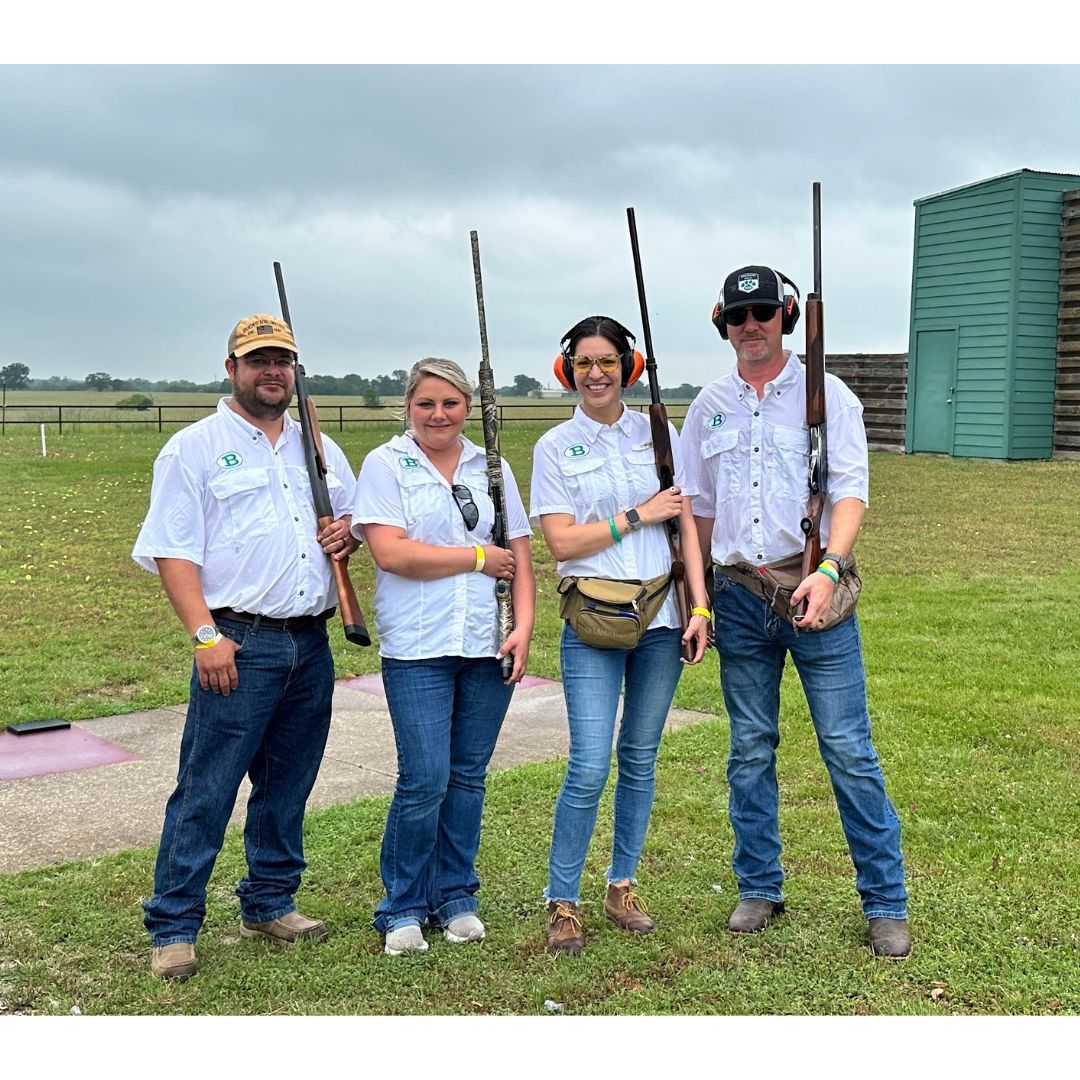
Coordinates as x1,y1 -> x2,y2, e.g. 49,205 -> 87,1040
570,354 -> 622,373
237,354 -> 297,371
451,483 -> 480,530
724,304 -> 779,327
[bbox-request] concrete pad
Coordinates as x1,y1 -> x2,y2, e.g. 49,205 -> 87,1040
0,678 -> 709,875
0,725 -> 140,781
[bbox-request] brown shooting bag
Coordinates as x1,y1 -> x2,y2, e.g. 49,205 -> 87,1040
716,552 -> 861,632
557,571 -> 673,650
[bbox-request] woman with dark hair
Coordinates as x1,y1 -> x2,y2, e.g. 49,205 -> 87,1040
351,358 -> 535,956
530,316 -> 710,955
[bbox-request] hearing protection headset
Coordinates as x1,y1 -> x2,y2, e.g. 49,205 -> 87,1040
711,269 -> 801,340
552,315 -> 646,391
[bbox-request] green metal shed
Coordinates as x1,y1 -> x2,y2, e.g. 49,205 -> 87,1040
907,168 -> 1080,459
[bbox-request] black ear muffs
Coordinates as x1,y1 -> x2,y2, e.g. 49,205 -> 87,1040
557,317 -> 644,388
712,269 -> 801,339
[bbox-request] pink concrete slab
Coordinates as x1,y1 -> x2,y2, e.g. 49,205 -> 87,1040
0,725 -> 141,781
336,672 -> 556,697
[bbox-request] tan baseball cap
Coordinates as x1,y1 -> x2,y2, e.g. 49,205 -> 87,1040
228,314 -> 298,358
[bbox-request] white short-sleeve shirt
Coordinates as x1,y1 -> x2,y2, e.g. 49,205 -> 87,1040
682,350 -> 869,567
530,404 -> 693,630
131,397 -> 356,617
351,432 -> 531,660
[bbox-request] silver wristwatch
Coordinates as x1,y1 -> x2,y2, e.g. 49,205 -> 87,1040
625,508 -> 642,532
191,624 -> 220,646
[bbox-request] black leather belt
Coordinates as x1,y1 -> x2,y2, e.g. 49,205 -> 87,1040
211,607 -> 335,632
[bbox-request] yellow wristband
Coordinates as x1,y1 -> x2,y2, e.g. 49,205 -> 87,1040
194,633 -> 222,650
473,545 -> 486,573
816,563 -> 839,584
691,607 -> 711,619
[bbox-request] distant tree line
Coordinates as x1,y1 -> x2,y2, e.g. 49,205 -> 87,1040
8,364 -> 701,402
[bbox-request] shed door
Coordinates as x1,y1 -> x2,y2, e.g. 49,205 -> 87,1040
911,329 -> 957,453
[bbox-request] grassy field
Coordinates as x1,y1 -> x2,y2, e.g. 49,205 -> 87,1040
1,421 -> 1078,1015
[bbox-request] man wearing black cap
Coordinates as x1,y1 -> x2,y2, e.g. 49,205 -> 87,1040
682,267 -> 910,959
132,314 -> 358,980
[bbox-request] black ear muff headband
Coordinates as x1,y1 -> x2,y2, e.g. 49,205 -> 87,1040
554,316 -> 645,389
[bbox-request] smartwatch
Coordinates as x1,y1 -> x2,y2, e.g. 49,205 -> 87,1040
822,551 -> 848,579
625,508 -> 642,532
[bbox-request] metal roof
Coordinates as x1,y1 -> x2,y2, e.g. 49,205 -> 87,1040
913,168 -> 1080,205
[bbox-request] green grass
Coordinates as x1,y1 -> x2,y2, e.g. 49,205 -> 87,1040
1,426 -> 1079,1014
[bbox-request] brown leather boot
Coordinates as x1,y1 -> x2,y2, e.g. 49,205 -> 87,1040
869,918 -> 912,960
546,900 -> 586,955
150,942 -> 198,981
604,882 -> 656,934
239,910 -> 328,943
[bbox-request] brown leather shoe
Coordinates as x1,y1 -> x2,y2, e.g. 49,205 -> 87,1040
150,942 -> 198,981
547,900 -> 586,955
240,910 -> 328,943
727,898 -> 785,934
604,882 -> 656,934
869,918 -> 912,960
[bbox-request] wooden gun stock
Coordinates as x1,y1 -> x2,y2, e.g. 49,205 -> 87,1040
274,261 -> 371,647
627,206 -> 693,660
797,184 -> 827,621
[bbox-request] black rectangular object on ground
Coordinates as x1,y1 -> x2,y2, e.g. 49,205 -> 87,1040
7,718 -> 71,735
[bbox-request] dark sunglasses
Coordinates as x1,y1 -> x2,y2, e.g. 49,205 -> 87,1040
451,483 -> 479,530
725,304 -> 779,327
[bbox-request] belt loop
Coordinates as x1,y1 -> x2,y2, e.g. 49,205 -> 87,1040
251,614 -> 262,636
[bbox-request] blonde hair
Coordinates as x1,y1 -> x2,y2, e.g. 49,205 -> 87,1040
402,358 -> 473,420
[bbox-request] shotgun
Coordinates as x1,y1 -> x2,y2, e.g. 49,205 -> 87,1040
469,232 -> 515,679
273,261 -> 371,647
626,207 -> 692,661
797,183 -> 827,620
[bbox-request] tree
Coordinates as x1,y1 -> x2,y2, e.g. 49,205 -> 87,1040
85,372 -> 114,391
0,362 -> 30,389
512,374 -> 542,396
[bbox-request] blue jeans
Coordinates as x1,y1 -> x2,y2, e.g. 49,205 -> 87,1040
374,656 -> 513,934
713,576 -> 908,920
546,623 -> 684,904
143,615 -> 334,946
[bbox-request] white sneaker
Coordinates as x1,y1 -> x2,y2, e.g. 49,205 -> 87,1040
443,914 -> 486,943
384,923 -> 429,956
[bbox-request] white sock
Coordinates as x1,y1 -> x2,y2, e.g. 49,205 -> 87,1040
384,923 -> 428,956
443,914 -> 486,943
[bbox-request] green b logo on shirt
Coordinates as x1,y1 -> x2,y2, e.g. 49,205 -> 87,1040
401,456 -> 421,469
709,412 -> 726,429
216,452 -> 243,469
564,444 -> 588,458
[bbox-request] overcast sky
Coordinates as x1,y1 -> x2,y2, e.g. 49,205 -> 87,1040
2,64 -> 1079,388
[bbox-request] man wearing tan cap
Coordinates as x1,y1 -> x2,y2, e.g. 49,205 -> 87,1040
132,314 -> 358,981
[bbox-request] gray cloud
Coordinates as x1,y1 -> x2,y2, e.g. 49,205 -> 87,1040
2,65 -> 1079,386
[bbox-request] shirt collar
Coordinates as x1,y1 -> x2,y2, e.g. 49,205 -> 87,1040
216,396 -> 297,444
727,349 -> 804,400
571,402 -> 633,444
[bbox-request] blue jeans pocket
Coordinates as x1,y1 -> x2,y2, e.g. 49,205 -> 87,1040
217,622 -> 250,653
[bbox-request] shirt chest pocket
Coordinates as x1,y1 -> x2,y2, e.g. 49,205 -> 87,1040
208,468 -> 276,546
558,454 -> 608,515
399,470 -> 449,535
701,428 -> 742,498
765,424 -> 808,501
624,448 -> 663,504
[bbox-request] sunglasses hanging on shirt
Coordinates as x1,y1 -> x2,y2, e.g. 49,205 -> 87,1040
452,483 -> 480,530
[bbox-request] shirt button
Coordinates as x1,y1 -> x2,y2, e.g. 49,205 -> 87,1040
299,590 -> 305,596
301,553 -> 307,559
756,554 -> 763,560
283,483 -> 288,488
294,516 -> 299,522
753,447 -> 759,453
753,481 -> 758,487
754,517 -> 759,523
754,411 -> 760,417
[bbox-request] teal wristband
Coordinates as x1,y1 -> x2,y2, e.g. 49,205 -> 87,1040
608,515 -> 622,544
816,564 -> 839,584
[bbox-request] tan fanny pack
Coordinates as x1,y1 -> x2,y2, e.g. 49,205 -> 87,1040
557,571 -> 673,650
716,552 -> 861,631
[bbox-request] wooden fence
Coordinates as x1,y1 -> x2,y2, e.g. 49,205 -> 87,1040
826,353 -> 908,452
1055,189 -> 1080,460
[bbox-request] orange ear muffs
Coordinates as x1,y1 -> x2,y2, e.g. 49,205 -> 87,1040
554,353 -> 576,391
624,349 -> 645,388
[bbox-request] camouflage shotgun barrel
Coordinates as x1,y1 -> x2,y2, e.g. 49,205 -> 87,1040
468,232 -> 514,679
